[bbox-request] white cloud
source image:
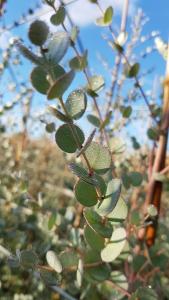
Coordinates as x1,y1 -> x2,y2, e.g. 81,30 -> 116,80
38,0 -> 138,28
67,0 -> 138,26
0,31 -> 11,49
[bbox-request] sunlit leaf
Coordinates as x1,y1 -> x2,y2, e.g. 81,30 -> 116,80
101,227 -> 126,262
46,32 -> 70,63
107,197 -> 128,221
65,89 -> 87,120
46,250 -> 62,273
85,142 -> 111,174
97,179 -> 121,216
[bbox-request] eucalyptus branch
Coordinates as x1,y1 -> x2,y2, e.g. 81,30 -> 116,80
51,0 -> 110,147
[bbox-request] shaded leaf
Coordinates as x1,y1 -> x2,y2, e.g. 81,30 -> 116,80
59,249 -> 78,268
47,70 -> 75,99
30,66 -> 49,94
29,20 -> 49,46
121,106 -> 132,118
48,106 -> 71,122
20,250 -> 39,268
84,208 -> 112,238
147,127 -> 159,141
129,172 -> 143,187
125,63 -> 140,78
50,6 -> 66,25
69,51 -> 88,71
74,179 -> 98,206
87,264 -> 110,282
55,124 -> 84,153
45,122 -> 56,133
16,42 -> 43,65
84,225 -> 105,251
87,114 -> 101,127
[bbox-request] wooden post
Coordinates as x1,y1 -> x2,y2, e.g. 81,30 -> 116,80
144,44 -> 169,246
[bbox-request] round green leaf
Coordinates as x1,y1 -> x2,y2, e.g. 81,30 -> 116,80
126,63 -> 140,78
101,227 -> 126,262
85,142 -> 111,174
121,106 -> 132,118
65,89 -> 87,120
55,124 -> 84,153
59,250 -> 78,268
84,225 -> 105,251
51,63 -> 65,80
104,6 -> 113,25
87,114 -> 101,127
46,250 -> 62,273
107,197 -> 128,221
50,6 -> 66,26
40,270 -> 61,285
129,172 -> 143,187
147,127 -> 159,141
84,249 -> 101,264
30,66 -> 50,94
28,20 -> 49,46
84,208 -> 112,238
86,264 -> 110,282
20,250 -> 39,268
97,179 -> 121,216
69,52 -> 88,71
46,32 -> 70,63
46,122 -> 56,133
47,70 -> 75,99
75,179 -> 98,207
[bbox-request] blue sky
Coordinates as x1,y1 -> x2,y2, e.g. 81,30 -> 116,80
0,0 -> 169,139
